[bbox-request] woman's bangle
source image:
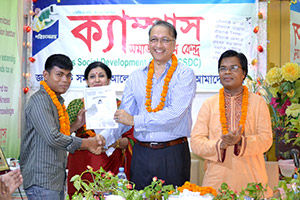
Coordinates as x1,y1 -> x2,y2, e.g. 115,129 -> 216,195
116,139 -> 120,148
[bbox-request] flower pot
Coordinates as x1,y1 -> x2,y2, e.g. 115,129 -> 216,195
149,194 -> 162,200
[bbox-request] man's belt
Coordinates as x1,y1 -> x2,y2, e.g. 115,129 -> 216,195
137,137 -> 187,150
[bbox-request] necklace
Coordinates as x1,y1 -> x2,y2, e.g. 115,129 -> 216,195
40,81 -> 70,136
145,54 -> 178,112
219,85 -> 249,135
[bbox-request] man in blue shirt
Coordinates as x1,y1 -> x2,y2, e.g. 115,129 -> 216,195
97,20 -> 196,189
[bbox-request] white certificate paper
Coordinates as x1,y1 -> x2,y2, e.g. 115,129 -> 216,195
84,86 -> 118,129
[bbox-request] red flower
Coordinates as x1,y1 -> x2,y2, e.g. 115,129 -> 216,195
152,177 -> 157,182
277,99 -> 292,116
126,184 -> 132,189
270,97 -> 279,109
277,108 -> 286,116
107,171 -> 114,176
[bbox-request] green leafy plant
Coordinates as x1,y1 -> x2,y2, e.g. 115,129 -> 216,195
240,183 -> 267,200
214,183 -> 239,200
214,182 -> 267,200
143,177 -> 176,200
270,172 -> 300,200
264,63 -> 300,141
116,181 -> 143,200
246,64 -> 300,159
68,166 -> 143,200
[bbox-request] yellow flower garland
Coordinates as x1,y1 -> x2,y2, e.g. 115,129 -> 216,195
145,54 -> 178,112
40,81 -> 71,136
219,85 -> 249,135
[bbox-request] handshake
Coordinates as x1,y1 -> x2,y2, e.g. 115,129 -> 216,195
81,134 -> 106,155
73,109 -> 107,155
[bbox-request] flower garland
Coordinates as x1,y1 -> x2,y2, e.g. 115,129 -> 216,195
40,81 -> 71,136
219,85 -> 249,135
145,54 -> 178,112
82,124 -> 96,137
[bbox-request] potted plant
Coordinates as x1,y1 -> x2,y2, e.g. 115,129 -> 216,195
67,167 -> 179,200
214,183 -> 239,200
264,62 -> 300,159
246,63 -> 300,159
240,183 -> 267,200
68,166 -> 143,200
214,182 -> 268,200
142,177 -> 175,200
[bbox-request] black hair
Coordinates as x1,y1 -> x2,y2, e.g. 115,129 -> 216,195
218,50 -> 248,80
84,61 -> 112,80
148,20 -> 177,40
44,54 -> 73,72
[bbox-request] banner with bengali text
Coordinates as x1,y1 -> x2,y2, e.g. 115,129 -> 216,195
291,2 -> 300,64
30,0 -> 257,92
0,0 -> 21,158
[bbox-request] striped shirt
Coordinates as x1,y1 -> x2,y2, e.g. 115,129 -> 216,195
97,58 -> 196,146
20,85 -> 82,191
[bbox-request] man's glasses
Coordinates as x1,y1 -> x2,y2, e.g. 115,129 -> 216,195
149,37 -> 175,44
219,65 -> 241,73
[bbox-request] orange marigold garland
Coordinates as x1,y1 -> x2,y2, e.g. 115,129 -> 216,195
177,181 -> 217,197
40,81 -> 71,136
145,54 -> 178,112
219,85 -> 249,135
81,124 -> 96,137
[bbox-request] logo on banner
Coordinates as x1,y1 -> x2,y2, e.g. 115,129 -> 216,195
32,4 -> 59,56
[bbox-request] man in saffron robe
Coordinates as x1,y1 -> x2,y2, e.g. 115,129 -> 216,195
190,50 -> 273,198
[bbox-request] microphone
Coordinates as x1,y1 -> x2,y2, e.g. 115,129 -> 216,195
291,148 -> 300,169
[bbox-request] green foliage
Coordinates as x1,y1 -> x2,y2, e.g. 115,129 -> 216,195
269,175 -> 300,200
214,183 -> 239,200
66,167 -> 176,200
213,182 -> 267,200
242,183 -> 267,200
67,166 -> 143,200
142,177 -> 176,200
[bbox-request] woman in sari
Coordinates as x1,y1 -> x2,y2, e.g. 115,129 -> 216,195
66,61 -> 135,197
